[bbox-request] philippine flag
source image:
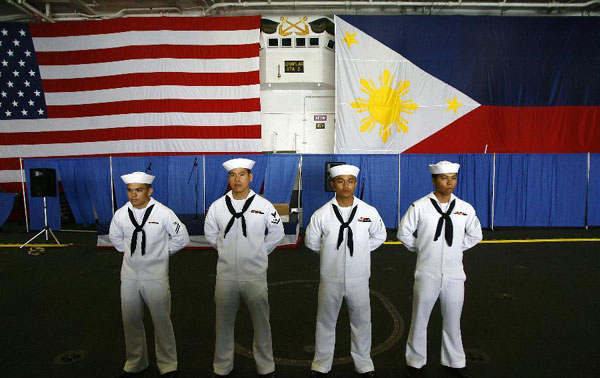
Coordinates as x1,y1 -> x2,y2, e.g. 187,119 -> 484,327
334,15 -> 600,154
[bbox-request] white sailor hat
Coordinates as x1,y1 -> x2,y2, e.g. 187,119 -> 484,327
121,171 -> 155,184
222,158 -> 255,172
329,164 -> 360,178
429,161 -> 460,174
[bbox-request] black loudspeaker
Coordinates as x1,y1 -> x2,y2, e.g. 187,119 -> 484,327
30,168 -> 57,197
325,161 -> 345,192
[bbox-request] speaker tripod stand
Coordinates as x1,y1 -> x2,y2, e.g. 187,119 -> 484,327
20,196 -> 61,248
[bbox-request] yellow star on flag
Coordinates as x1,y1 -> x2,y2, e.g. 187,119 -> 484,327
446,96 -> 464,114
342,31 -> 358,48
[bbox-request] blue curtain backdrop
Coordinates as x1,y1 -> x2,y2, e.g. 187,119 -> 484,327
56,159 -> 96,226
0,192 -> 16,229
167,156 -> 204,215
16,153 -> 596,230
24,159 -> 61,231
264,154 -> 300,204
204,155 -> 266,212
81,158 -> 113,223
361,155 -> 399,228
249,155 -> 267,194
400,154 -> 493,228
301,154 -> 362,228
587,154 -> 600,226
453,154 -> 493,229
112,157 -> 169,208
494,154 -> 587,227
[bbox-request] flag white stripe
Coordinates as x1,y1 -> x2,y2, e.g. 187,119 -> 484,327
38,57 -> 259,80
44,84 -> 260,106
0,170 -> 22,184
0,139 -> 261,159
32,30 -> 260,52
0,112 -> 261,133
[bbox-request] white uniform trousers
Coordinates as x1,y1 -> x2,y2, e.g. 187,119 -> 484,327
312,280 -> 374,374
121,277 -> 177,375
213,278 -> 275,375
406,270 -> 466,369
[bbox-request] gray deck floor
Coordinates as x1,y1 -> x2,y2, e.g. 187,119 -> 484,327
1,223 -> 599,378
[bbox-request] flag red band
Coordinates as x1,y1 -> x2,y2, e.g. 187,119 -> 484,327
46,98 -> 261,118
42,71 -> 260,92
36,44 -> 260,65
0,125 -> 261,145
29,16 -> 262,36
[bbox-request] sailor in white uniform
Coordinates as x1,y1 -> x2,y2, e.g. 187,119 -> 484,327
305,164 -> 387,378
204,158 -> 284,378
109,171 -> 190,378
397,161 -> 482,378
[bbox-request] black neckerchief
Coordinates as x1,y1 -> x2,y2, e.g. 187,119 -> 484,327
430,198 -> 455,246
331,203 -> 358,256
224,194 -> 256,238
127,204 -> 155,256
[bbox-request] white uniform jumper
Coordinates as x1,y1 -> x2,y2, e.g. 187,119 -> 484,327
109,197 -> 190,375
397,192 -> 482,369
305,196 -> 387,374
204,190 -> 285,376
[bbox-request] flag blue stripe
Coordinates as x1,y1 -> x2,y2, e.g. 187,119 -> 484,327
340,15 -> 600,106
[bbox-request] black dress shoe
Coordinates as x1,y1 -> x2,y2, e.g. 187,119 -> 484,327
259,371 -> 276,378
444,367 -> 472,378
115,368 -> 148,378
360,371 -> 376,377
310,370 -> 327,378
161,370 -> 178,378
406,366 -> 422,378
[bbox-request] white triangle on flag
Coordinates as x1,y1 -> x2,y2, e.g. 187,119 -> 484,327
334,16 -> 480,153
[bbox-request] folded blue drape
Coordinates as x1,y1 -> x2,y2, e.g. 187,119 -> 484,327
494,154 -> 587,227
19,153 -> 593,230
588,154 -> 600,226
264,154 -> 300,204
0,192 -> 16,230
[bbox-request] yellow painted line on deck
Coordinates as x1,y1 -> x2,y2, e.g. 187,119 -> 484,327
480,238 -> 600,243
0,244 -> 72,248
385,238 -> 600,245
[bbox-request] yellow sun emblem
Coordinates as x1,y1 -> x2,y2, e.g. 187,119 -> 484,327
350,69 -> 419,143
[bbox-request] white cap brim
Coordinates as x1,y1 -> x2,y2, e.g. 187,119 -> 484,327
222,158 -> 255,172
329,164 -> 360,178
429,161 -> 460,174
121,171 -> 155,184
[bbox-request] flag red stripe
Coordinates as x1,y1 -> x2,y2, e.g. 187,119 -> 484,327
0,159 -> 21,170
0,183 -> 23,192
0,125 -> 261,145
405,105 -> 600,153
42,71 -> 259,92
29,16 -> 261,37
46,98 -> 261,118
36,43 -> 259,65
0,151 -> 261,171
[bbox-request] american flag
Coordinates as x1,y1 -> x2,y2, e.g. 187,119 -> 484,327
0,16 -> 261,192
